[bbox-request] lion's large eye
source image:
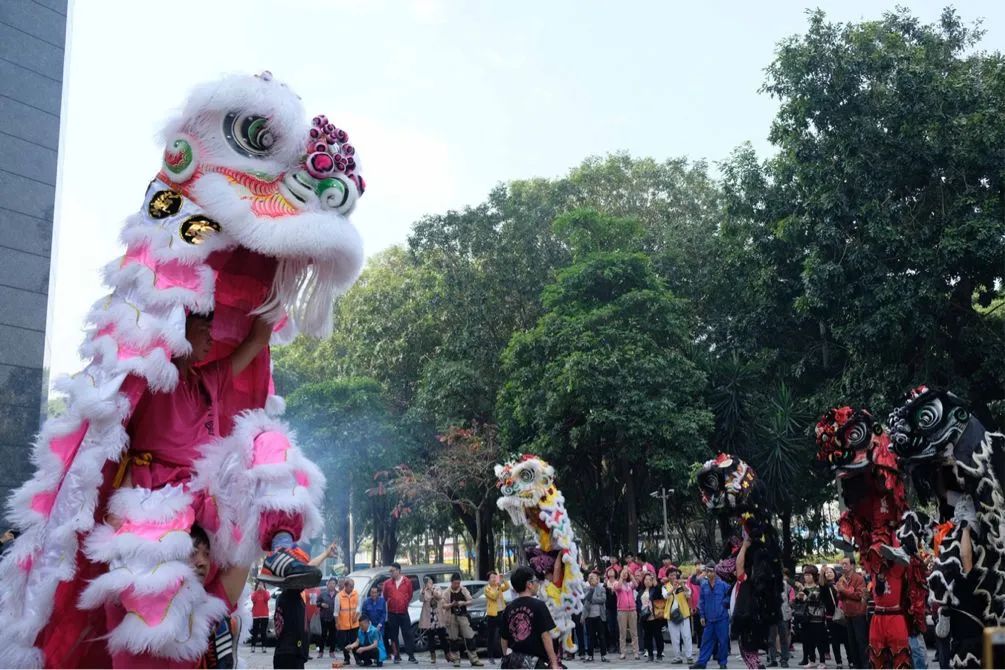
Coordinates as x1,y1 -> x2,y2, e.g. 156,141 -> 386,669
519,469 -> 534,483
845,421 -> 869,448
914,398 -> 943,431
224,112 -> 275,157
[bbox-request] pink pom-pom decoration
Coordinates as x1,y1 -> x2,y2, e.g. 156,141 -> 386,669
306,151 -> 336,178
308,112 -> 365,197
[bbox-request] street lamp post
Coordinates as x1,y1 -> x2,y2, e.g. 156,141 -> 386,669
650,487 -> 675,554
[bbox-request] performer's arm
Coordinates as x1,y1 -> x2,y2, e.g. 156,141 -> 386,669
551,554 -> 564,587
229,316 -> 274,376
308,542 -> 336,568
221,565 -> 252,605
735,537 -> 750,581
961,525 -> 973,573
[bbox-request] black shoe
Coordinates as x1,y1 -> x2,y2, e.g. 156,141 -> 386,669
410,658 -> 419,664
689,665 -> 706,669
258,547 -> 322,589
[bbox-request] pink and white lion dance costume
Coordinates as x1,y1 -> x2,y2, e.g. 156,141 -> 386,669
0,72 -> 365,668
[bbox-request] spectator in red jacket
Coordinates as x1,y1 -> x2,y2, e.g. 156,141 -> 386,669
382,562 -> 418,663
250,582 -> 271,653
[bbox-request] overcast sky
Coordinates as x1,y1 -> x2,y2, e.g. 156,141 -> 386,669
46,0 -> 1005,386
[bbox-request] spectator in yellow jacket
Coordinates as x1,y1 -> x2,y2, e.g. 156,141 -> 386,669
484,571 -> 510,664
664,566 -> 694,664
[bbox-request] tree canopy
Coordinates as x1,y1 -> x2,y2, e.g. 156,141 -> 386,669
273,6 -> 1005,572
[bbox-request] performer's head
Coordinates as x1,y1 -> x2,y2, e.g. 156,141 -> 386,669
488,570 -> 499,586
184,312 -> 215,363
190,524 -> 211,584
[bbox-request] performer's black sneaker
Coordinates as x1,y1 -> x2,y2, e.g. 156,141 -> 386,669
832,538 -> 855,552
880,543 -> 910,567
258,546 -> 322,589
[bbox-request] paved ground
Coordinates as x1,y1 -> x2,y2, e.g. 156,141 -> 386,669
238,642 -> 936,669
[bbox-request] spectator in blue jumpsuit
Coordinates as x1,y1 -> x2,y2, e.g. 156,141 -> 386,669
361,585 -> 388,636
690,562 -> 732,670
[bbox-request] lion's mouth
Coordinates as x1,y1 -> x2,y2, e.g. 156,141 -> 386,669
210,166 -> 299,217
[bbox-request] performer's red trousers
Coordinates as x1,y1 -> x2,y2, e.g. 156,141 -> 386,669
868,612 -> 910,669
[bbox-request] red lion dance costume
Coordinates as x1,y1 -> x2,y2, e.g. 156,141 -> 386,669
816,407 -> 927,669
0,72 -> 365,668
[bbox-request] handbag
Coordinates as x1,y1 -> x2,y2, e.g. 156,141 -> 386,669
501,652 -> 541,669
828,587 -> 846,625
669,595 -> 684,624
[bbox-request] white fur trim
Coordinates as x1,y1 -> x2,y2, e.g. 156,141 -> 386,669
191,410 -> 326,566
83,524 -> 196,567
0,643 -> 43,668
107,582 -> 230,662
265,394 -> 286,417
107,485 -> 194,524
78,560 -> 195,610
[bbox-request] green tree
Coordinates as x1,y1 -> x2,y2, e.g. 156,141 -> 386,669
274,247 -> 446,411
753,7 -> 1005,410
497,209 -> 713,552
393,424 -> 504,578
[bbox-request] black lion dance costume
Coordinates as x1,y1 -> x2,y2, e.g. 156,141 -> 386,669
888,386 -> 1005,669
815,406 -> 927,669
696,453 -> 782,669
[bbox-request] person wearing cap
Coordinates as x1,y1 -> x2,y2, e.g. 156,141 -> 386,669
690,563 -> 731,670
665,566 -> 694,664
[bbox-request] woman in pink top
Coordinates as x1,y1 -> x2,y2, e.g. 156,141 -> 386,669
608,568 -> 641,660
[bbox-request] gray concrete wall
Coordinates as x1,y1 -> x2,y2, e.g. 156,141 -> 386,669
0,0 -> 67,508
